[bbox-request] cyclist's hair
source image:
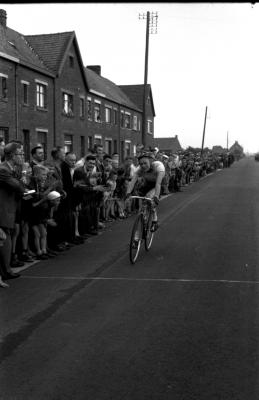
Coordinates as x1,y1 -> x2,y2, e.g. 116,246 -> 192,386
138,151 -> 154,161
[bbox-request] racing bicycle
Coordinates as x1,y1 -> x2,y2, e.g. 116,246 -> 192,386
129,196 -> 155,264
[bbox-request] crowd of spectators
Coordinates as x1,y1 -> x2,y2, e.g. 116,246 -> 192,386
0,137 -> 235,288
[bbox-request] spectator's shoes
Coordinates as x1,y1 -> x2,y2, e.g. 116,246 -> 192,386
3,272 -> 21,280
19,252 -> 35,263
36,254 -> 49,260
47,249 -> 58,256
0,279 -> 9,288
49,245 -> 66,252
46,252 -> 56,258
10,255 -> 25,268
150,221 -> 159,232
88,229 -> 99,236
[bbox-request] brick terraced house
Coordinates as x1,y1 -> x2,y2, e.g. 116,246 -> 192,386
0,9 -> 155,162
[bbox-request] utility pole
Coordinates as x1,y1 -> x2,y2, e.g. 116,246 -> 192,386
201,106 -> 208,157
139,11 -> 158,147
227,131 -> 229,151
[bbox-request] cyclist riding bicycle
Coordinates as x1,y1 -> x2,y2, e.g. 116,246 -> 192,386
126,150 -> 165,232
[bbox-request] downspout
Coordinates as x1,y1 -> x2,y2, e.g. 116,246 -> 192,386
14,63 -> 18,139
118,104 -> 121,162
53,78 -> 56,147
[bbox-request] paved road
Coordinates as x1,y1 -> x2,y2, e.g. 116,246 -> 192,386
1,157 -> 259,400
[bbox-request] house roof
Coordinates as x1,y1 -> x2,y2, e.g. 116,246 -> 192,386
25,31 -> 89,89
85,68 -> 141,112
119,84 -> 155,116
229,141 -> 243,152
0,25 -> 53,75
25,31 -> 74,75
153,137 -> 182,153
212,145 -> 226,154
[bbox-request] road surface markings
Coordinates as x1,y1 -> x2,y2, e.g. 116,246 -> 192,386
21,275 -> 259,285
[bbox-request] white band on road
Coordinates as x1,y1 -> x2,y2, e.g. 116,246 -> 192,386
21,275 -> 259,285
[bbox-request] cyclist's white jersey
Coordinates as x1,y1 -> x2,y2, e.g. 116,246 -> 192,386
127,160 -> 165,197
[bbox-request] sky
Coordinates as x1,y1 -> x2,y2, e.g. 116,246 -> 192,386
1,2 -> 259,153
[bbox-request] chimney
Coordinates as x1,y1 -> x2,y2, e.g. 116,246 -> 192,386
175,135 -> 178,139
87,65 -> 101,76
0,9 -> 7,27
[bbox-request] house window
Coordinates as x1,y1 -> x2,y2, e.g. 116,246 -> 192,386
133,116 -> 138,131
105,107 -> 111,123
1,76 -> 7,99
80,136 -> 85,158
87,98 -> 92,120
64,134 -> 73,153
147,120 -> 153,134
113,109 -> 117,125
36,83 -> 47,108
23,130 -> 30,162
69,56 -> 74,68
94,135 -> 102,145
88,136 -> 93,150
22,83 -> 29,105
94,102 -> 101,122
125,141 -> 131,157
113,139 -> 118,153
0,127 -> 9,143
62,92 -> 74,116
120,141 -> 125,161
120,111 -> 124,128
104,138 -> 112,155
37,130 -> 47,160
125,113 -> 131,129
80,97 -> 85,118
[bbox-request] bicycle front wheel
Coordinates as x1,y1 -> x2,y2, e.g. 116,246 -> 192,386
129,214 -> 143,264
144,209 -> 154,251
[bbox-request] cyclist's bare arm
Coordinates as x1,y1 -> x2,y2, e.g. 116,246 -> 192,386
126,172 -> 139,195
154,170 -> 165,198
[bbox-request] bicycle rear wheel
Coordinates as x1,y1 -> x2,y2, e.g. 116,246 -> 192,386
144,209 -> 154,251
129,214 -> 143,264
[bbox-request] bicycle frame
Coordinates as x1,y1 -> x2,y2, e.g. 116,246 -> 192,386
131,196 -> 153,232
129,196 -> 154,264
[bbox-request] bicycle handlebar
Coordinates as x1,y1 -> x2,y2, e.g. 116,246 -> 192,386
130,196 -> 153,202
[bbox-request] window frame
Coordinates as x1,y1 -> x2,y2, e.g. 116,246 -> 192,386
133,115 -> 138,131
125,140 -> 131,157
147,119 -> 153,134
1,75 -> 8,99
21,80 -> 29,105
80,97 -> 85,119
120,110 -> 124,128
64,133 -> 73,153
113,108 -> 117,125
104,137 -> 112,155
105,106 -> 112,123
87,97 -> 92,120
62,91 -> 74,117
124,112 -> 131,129
94,101 -> 101,123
